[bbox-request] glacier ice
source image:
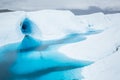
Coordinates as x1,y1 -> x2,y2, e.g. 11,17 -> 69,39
0,10 -> 120,80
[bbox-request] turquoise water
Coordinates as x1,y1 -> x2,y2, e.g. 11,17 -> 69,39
0,18 -> 102,80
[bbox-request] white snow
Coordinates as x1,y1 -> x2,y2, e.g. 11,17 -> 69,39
27,10 -> 88,40
0,11 -> 25,46
80,12 -> 120,80
82,49 -> 120,80
0,10 -> 89,42
59,24 -> 120,61
76,12 -> 111,30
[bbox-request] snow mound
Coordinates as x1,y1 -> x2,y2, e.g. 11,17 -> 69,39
106,13 -> 120,26
0,11 -> 25,46
81,13 -> 120,80
27,10 -> 88,39
76,12 -> 111,30
59,18 -> 120,61
0,10 -> 90,42
82,49 -> 120,80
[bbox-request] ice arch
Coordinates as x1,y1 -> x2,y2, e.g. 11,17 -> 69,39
20,18 -> 38,35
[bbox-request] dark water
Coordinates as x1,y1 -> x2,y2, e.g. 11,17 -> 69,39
0,18 -> 101,80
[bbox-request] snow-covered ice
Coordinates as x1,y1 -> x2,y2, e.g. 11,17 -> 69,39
59,24 -> 120,61
0,11 -> 25,46
82,49 -> 120,80
27,10 -> 88,40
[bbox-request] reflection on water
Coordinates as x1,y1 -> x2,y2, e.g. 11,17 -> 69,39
0,18 -> 102,80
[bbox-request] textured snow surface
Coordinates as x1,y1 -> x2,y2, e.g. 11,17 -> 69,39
59,25 -> 120,61
0,11 -> 26,46
82,49 -> 120,80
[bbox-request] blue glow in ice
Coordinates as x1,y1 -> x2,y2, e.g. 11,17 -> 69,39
18,35 -> 42,52
20,18 -> 37,35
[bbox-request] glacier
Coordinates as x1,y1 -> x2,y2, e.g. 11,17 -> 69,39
0,10 -> 120,80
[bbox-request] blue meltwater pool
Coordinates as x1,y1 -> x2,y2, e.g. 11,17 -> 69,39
0,18 -> 102,80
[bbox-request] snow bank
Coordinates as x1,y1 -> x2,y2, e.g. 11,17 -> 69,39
0,11 -> 25,46
27,10 -> 88,40
106,13 -> 120,26
59,17 -> 120,61
82,49 -> 120,80
76,12 -> 111,30
0,10 -> 90,42
81,13 -> 120,80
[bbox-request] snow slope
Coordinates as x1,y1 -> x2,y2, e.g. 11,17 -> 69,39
27,10 -> 88,40
76,12 -> 111,30
0,10 -> 89,43
59,11 -> 120,80
0,11 -> 25,46
81,12 -> 120,80
59,24 -> 120,61
82,49 -> 120,80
